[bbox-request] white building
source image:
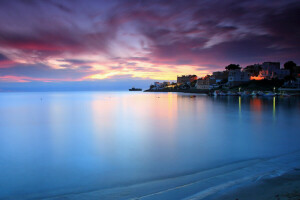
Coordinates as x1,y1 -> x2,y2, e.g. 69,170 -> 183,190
152,81 -> 171,90
258,62 -> 290,80
212,71 -> 228,83
154,82 -> 162,87
196,77 -> 216,90
258,62 -> 280,79
262,62 -> 280,71
228,69 -> 250,87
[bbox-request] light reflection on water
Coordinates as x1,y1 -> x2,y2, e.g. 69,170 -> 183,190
0,91 -> 299,199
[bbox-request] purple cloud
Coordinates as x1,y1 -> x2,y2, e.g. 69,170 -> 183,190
0,63 -> 100,81
0,0 -> 299,82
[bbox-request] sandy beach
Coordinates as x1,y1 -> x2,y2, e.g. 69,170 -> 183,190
208,169 -> 300,200
43,168 -> 300,200
41,151 -> 300,200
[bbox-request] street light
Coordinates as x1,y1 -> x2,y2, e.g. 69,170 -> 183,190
239,87 -> 241,92
273,87 -> 276,93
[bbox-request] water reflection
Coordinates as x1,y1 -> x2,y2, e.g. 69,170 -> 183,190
273,96 -> 276,121
239,96 -> 242,117
0,92 -> 300,199
250,98 -> 262,112
250,97 -> 262,124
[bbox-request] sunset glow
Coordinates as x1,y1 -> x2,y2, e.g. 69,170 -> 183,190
0,0 -> 299,89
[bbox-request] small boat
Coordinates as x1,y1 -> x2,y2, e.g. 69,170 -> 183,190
129,87 -> 142,91
280,93 -> 291,97
251,91 -> 258,96
214,90 -> 227,96
219,92 -> 228,96
190,95 -> 196,98
227,91 -> 239,96
257,91 -> 264,96
263,92 -> 275,97
241,91 -> 251,97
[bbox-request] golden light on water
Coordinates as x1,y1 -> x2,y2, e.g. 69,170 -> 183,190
273,96 -> 276,120
239,96 -> 242,114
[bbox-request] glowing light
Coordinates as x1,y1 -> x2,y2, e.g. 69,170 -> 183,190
273,96 -> 276,120
250,76 -> 264,80
239,96 -> 241,114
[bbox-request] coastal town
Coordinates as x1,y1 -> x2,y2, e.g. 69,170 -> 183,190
145,61 -> 300,96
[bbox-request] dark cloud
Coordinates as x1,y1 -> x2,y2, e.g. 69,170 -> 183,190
0,53 -> 15,67
0,53 -> 8,61
0,29 -> 83,59
127,66 -> 161,72
0,0 -> 299,82
0,63 -> 99,80
49,1 -> 73,13
59,59 -> 93,65
126,62 -> 136,66
59,64 -> 72,68
79,65 -> 93,69
128,57 -> 150,61
109,66 -> 123,70
262,2 -> 300,49
128,0 -> 300,67
0,1 -> 119,59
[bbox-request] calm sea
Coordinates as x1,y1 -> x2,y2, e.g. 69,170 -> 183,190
0,91 -> 300,199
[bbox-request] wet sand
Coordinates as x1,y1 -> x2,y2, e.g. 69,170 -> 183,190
43,151 -> 300,200
208,169 -> 300,200
44,169 -> 300,200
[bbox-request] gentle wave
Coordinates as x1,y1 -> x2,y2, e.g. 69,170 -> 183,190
38,150 -> 300,200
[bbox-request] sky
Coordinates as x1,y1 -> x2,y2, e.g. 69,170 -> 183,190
0,0 -> 299,90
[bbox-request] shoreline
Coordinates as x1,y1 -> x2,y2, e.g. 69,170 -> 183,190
207,169 -> 300,200
144,88 -> 209,94
40,151 -> 300,200
144,89 -> 300,96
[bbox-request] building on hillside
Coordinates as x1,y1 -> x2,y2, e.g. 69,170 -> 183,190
152,82 -> 163,90
273,69 -> 290,79
228,69 -> 250,87
196,76 -> 217,90
258,69 -> 271,79
258,62 -> 280,79
212,71 -> 228,83
262,62 -> 280,71
162,82 -> 170,87
154,82 -> 162,87
152,81 -> 171,90
252,62 -> 291,80
177,75 -> 197,84
258,62 -> 290,80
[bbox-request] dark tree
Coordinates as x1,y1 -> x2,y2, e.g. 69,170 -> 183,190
225,64 -> 241,70
284,75 -> 296,82
244,64 -> 262,76
284,61 -> 297,73
245,65 -> 262,70
220,78 -> 228,84
191,80 -> 197,87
